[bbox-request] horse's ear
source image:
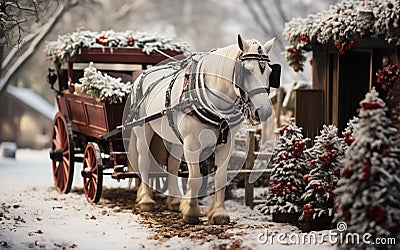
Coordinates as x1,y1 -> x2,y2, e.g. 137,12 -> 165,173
238,34 -> 249,52
263,37 -> 275,54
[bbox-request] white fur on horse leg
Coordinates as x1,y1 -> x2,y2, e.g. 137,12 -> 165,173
209,144 -> 231,225
135,125 -> 156,211
167,152 -> 181,211
127,129 -> 140,191
180,139 -> 202,224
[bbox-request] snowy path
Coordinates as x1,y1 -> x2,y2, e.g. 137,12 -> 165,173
0,149 -> 333,249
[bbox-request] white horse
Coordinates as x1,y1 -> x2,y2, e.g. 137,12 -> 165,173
127,34 -> 279,224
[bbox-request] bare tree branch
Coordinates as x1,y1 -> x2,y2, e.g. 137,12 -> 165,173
0,2 -> 76,93
274,0 -> 289,23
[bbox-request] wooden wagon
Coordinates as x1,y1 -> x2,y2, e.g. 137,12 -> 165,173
48,47 -> 183,203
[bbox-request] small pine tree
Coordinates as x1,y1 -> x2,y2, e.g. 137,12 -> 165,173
342,116 -> 359,148
299,125 -> 344,225
260,118 -> 309,217
334,88 -> 400,247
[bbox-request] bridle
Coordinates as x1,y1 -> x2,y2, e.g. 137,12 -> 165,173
233,53 -> 281,124
234,53 -> 281,96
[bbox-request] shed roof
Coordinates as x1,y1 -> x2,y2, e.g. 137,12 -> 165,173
6,86 -> 56,120
284,0 -> 400,51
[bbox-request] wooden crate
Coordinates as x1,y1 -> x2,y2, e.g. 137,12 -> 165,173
56,93 -> 125,139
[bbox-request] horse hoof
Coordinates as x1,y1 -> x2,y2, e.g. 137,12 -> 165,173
183,215 -> 200,225
167,197 -> 181,212
139,202 -> 155,212
168,202 -> 180,212
210,214 -> 230,225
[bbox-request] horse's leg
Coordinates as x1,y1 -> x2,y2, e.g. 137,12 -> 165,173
180,137 -> 202,224
207,143 -> 231,225
127,128 -> 138,190
167,155 -> 182,211
135,124 -> 156,211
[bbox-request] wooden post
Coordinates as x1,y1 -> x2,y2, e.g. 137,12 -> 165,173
244,129 -> 255,208
276,88 -> 283,128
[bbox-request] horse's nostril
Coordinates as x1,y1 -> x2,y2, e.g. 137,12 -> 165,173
254,109 -> 260,121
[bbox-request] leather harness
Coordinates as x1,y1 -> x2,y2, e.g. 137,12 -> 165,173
125,52 -> 280,146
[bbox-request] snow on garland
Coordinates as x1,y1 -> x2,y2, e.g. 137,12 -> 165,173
76,62 -> 132,104
45,30 -> 192,64
283,0 -> 400,71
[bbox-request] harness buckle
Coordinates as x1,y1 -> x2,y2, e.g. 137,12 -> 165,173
217,120 -> 229,144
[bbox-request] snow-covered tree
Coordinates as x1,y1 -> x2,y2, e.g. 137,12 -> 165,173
260,118 -> 309,220
342,116 -> 359,148
376,64 -> 400,133
299,125 -> 344,227
334,88 -> 400,247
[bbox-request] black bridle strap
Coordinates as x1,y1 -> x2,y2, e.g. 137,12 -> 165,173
239,54 -> 270,62
246,87 -> 270,97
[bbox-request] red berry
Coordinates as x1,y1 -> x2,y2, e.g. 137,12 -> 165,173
311,160 -> 316,166
323,142 -> 329,149
303,174 -> 309,183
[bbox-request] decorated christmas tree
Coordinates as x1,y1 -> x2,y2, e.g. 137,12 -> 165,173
376,64 -> 400,133
342,116 -> 359,148
260,118 -> 309,223
298,125 -> 344,231
334,88 -> 400,246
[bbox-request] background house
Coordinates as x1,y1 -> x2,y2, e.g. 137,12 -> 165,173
0,86 -> 56,149
283,0 -> 400,139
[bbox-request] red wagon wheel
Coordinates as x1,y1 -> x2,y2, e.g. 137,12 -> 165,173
50,112 -> 75,194
82,142 -> 103,203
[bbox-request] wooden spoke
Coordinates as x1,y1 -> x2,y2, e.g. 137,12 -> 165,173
82,142 -> 103,203
51,112 -> 74,194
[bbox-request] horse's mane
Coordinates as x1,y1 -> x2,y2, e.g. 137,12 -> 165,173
201,44 -> 242,88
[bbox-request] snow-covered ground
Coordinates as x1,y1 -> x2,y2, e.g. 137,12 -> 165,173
0,149 -> 334,249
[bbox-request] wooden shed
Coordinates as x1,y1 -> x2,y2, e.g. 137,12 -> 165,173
283,0 -> 400,138
0,86 -> 56,148
312,39 -> 398,133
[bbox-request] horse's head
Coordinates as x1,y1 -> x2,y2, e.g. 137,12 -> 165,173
235,34 -> 280,124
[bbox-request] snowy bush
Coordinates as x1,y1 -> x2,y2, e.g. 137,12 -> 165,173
78,62 -> 132,104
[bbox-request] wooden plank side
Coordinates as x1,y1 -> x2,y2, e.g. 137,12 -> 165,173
70,48 -> 181,64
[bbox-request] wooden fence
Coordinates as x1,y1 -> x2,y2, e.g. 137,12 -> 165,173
229,129 -> 273,208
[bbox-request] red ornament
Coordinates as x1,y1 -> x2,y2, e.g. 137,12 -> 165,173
303,174 -> 309,183
360,101 -> 382,110
334,203 -> 340,213
342,210 -> 351,220
334,168 -> 340,176
323,142 -> 329,149
342,166 -> 351,178
311,160 -> 316,166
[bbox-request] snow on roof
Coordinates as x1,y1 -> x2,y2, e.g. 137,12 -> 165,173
6,86 -> 57,120
284,0 -> 400,50
283,0 -> 400,71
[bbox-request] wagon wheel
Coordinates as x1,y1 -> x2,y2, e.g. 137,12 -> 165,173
82,142 -> 103,203
50,112 -> 75,194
